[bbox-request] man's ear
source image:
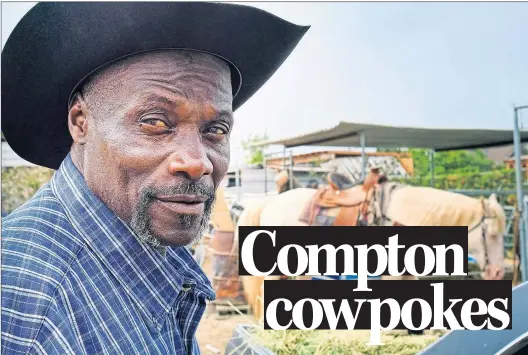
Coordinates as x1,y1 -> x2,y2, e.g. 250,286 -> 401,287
68,93 -> 89,145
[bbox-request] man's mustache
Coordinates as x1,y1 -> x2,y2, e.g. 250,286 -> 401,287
140,181 -> 215,202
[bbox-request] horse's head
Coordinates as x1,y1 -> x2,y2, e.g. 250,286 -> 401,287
469,193 -> 507,280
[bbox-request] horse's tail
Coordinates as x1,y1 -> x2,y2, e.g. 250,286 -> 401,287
236,197 -> 275,323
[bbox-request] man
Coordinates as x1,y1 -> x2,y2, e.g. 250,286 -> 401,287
1,3 -> 308,354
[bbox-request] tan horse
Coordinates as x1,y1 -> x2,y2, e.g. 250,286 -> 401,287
369,181 -> 507,281
237,180 -> 507,322
259,183 -> 506,280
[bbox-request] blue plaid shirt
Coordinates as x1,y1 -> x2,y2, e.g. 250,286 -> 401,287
1,154 -> 215,355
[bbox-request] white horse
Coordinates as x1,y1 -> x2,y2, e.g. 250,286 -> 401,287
368,181 -> 506,281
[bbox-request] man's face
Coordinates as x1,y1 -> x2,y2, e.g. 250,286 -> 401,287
72,51 -> 233,248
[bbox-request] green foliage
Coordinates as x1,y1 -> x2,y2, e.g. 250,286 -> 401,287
392,168 -> 523,205
394,167 -> 514,189
375,148 -> 521,205
2,167 -> 55,214
241,132 -> 269,165
409,148 -> 496,176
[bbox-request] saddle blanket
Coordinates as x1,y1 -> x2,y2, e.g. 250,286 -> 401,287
299,195 -> 340,226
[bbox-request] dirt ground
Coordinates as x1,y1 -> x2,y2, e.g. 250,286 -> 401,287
196,307 -> 253,355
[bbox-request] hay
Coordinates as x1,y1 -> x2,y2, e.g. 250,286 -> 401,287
247,328 -> 445,355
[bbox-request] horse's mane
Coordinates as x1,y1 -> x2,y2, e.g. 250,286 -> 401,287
382,183 -> 486,227
486,193 -> 507,233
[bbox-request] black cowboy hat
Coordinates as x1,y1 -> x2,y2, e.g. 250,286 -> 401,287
1,2 -> 309,169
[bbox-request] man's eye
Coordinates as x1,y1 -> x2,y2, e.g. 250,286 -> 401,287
141,119 -> 169,128
207,126 -> 227,135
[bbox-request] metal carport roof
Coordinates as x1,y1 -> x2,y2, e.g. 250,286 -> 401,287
255,122 -> 528,151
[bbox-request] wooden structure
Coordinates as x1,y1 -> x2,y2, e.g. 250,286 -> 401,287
265,150 -> 414,175
505,155 -> 528,179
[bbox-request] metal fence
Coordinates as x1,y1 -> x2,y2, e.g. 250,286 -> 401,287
448,189 -> 517,256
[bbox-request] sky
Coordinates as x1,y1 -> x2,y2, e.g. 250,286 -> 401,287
3,1 -> 528,163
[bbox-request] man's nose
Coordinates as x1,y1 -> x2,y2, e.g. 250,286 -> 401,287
167,144 -> 213,179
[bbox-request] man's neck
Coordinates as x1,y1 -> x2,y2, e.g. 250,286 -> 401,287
70,148 -> 85,176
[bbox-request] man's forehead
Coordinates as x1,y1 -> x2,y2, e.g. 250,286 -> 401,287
86,50 -> 231,86
122,50 -> 230,70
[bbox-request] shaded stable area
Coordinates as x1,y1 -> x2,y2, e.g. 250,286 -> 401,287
261,121 -> 528,150
254,118 -> 528,283
257,121 -> 528,180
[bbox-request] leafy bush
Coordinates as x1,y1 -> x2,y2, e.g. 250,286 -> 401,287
1,167 -> 55,215
409,148 -> 496,176
241,133 -> 269,165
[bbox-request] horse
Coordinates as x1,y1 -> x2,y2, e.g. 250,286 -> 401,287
368,181 -> 506,281
237,177 -> 507,322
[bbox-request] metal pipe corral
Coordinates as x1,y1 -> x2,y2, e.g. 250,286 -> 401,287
514,105 -> 528,282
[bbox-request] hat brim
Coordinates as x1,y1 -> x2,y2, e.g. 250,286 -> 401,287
1,2 -> 309,169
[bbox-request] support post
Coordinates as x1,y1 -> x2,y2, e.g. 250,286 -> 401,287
235,156 -> 241,203
514,106 -> 528,282
429,150 -> 435,187
360,132 -> 367,181
289,150 -> 294,190
523,195 -> 528,283
283,146 -> 286,170
263,154 -> 267,195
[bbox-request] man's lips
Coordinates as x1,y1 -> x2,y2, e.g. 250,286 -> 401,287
153,194 -> 208,216
155,194 -> 208,204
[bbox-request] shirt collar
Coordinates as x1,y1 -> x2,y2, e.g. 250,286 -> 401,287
50,154 -> 215,331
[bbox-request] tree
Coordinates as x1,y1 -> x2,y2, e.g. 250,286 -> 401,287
241,132 -> 269,165
408,148 -> 496,177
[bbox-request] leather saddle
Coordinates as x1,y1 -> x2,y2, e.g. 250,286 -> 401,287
305,172 -> 370,226
316,172 -> 367,208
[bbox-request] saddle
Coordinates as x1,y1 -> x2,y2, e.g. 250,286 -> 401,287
300,172 -> 369,226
